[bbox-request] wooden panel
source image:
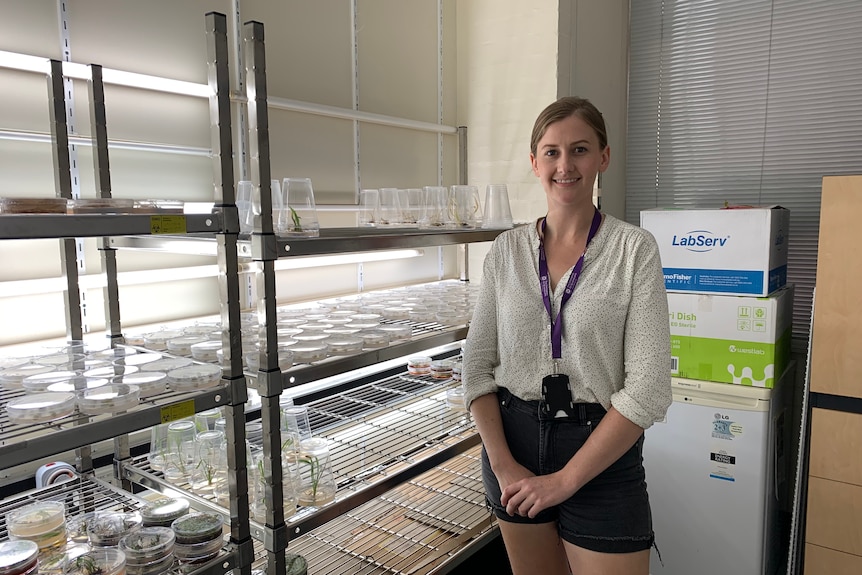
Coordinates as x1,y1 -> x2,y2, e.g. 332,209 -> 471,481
809,408 -> 862,486
805,476 -> 862,556
810,175 -> 862,397
804,544 -> 862,575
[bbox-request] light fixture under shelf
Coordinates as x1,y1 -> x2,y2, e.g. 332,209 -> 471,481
0,249 -> 424,298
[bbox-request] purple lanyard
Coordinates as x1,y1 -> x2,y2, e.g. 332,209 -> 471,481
539,208 -> 602,360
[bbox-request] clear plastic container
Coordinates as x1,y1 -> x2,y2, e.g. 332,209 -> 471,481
377,324 -> 412,343
166,364 -> 221,392
86,512 -> 143,547
430,359 -> 454,380
90,347 -> 139,361
382,306 -> 412,320
244,349 -> 294,372
325,337 -> 363,355
451,361 -> 462,382
140,357 -> 193,373
78,384 -> 141,415
346,314 -> 381,330
171,513 -> 223,546
358,330 -> 390,350
111,372 -> 167,398
166,336 -> 207,357
66,198 -> 135,214
291,332 -> 330,344
119,527 -> 174,567
446,387 -> 467,412
290,344 -> 328,364
45,377 -> 110,396
436,309 -> 470,326
6,501 -> 67,552
6,392 -> 77,424
0,364 -> 56,389
83,365 -> 139,379
296,323 -> 332,333
62,548 -> 126,575
141,498 -> 190,528
407,356 -> 432,376
21,370 -> 79,392
0,540 -> 38,575
297,438 -> 336,507
142,331 -> 184,352
189,340 -> 222,362
113,353 -> 162,368
0,197 -> 67,214
0,356 -> 31,371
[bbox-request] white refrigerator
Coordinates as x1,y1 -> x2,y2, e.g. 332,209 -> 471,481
643,364 -> 792,575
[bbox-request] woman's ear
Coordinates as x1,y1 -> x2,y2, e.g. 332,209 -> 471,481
530,153 -> 539,177
599,146 -> 611,173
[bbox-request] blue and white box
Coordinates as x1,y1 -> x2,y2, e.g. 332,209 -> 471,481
640,206 -> 789,297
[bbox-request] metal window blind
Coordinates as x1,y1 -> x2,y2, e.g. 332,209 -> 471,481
627,0 -> 862,353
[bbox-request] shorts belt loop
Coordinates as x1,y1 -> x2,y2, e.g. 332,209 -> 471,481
578,403 -> 587,423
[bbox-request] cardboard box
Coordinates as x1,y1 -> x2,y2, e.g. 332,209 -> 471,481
641,206 -> 789,296
668,285 -> 793,387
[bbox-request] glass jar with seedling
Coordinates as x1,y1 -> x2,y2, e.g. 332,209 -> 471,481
297,437 -> 336,507
189,430 -> 226,498
163,420 -> 196,482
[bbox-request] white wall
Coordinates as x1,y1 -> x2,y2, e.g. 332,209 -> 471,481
457,0 -> 629,283
0,0 -> 464,345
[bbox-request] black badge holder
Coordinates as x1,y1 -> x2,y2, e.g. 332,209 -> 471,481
541,373 -> 576,418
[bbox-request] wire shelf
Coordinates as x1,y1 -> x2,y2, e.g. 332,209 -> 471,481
0,473 -> 239,575
284,444 -> 494,575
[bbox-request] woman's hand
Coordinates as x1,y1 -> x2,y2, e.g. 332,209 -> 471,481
500,471 -> 575,518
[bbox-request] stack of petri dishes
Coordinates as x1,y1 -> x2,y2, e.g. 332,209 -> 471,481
120,527 -> 175,575
171,513 -> 224,566
6,501 -> 67,553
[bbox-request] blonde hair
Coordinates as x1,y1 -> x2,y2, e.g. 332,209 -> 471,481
530,96 -> 608,155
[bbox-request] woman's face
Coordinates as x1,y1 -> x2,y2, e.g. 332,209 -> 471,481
530,114 -> 609,210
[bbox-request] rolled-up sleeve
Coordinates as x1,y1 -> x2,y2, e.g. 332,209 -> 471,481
610,231 -> 672,429
462,244 -> 501,410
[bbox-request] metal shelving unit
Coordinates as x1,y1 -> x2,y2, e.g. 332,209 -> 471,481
0,474 -> 240,575
0,12 -> 253,575
120,366 -> 491,571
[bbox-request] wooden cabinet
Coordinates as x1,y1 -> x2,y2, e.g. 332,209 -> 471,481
809,175 -> 862,398
804,175 -> 862,573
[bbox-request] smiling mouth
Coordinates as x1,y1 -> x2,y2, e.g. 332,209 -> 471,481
554,177 -> 579,184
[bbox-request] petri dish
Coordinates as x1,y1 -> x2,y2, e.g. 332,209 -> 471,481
435,309 -> 470,326
86,512 -> 143,547
296,323 -> 333,333
290,344 -> 328,364
21,370 -> 79,392
183,323 -> 220,336
325,336 -> 363,355
114,353 -> 163,368
382,306 -> 412,320
143,330 -> 184,352
190,340 -> 222,362
166,364 -> 222,392
0,356 -> 31,371
377,324 -> 412,343
6,501 -> 66,552
244,349 -> 294,372
407,356 -> 432,376
66,198 -> 135,214
6,392 -> 77,423
111,372 -> 168,398
171,513 -> 223,545
292,333 -> 330,344
46,377 -> 110,396
430,359 -> 454,379
358,330 -> 390,350
323,326 -> 361,336
0,197 -> 67,214
63,548 -> 126,575
90,347 -> 139,361
141,498 -> 190,528
140,357 -> 193,372
84,365 -> 139,379
0,540 -> 38,575
78,384 -> 140,415
0,364 -> 56,389
166,336 -> 207,356
119,526 -> 175,564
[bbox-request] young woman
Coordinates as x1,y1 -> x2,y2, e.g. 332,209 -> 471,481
462,96 -> 671,575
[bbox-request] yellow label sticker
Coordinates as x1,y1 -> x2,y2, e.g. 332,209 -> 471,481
150,215 -> 187,235
160,400 -> 196,423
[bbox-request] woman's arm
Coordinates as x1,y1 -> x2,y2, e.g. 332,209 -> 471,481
500,407 -> 643,518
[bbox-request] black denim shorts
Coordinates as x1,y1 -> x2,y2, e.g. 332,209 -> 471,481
481,387 -> 654,553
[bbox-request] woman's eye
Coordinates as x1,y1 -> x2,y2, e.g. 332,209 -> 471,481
574,146 -> 588,154
544,149 -> 558,157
